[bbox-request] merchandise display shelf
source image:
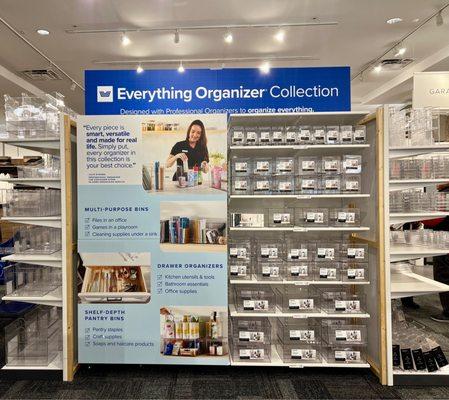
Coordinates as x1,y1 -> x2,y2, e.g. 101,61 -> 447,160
389,178 -> 449,191
160,243 -> 226,253
2,251 -> 63,268
2,289 -> 63,308
0,138 -> 60,155
230,194 -> 370,200
231,345 -> 370,368
390,270 -> 449,299
230,144 -> 370,151
230,227 -> 370,232
1,351 -> 63,371
0,178 -> 61,189
389,143 -> 449,159
229,304 -> 370,319
230,276 -> 370,285
393,366 -> 449,376
1,216 -> 62,228
390,245 -> 449,262
389,212 -> 449,225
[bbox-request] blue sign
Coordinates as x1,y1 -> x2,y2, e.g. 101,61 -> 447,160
85,67 -> 350,115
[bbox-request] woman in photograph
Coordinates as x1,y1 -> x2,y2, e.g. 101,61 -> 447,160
166,119 -> 209,180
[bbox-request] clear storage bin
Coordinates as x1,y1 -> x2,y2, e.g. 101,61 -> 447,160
313,126 -> 326,144
297,176 -> 319,194
322,156 -> 341,174
286,241 -> 314,261
298,157 -> 320,175
230,126 -> 245,145
323,324 -> 367,346
253,158 -> 272,175
341,243 -> 368,262
342,155 -> 362,174
273,175 -> 295,194
232,176 -> 251,195
257,241 -> 284,261
232,157 -> 251,177
325,346 -> 365,364
232,341 -> 271,362
296,208 -> 329,226
275,157 -> 295,175
285,126 -> 298,144
298,126 -> 313,144
277,341 -> 322,363
285,262 -> 314,281
319,287 -> 366,314
329,208 -> 360,226
276,286 -> 320,313
229,260 -> 252,280
17,157 -> 61,179
14,226 -> 61,254
326,126 -> 340,144
3,189 -> 61,217
258,127 -> 272,145
268,208 -> 294,227
229,240 -> 251,261
276,318 -> 321,344
316,243 -> 339,261
234,287 -> 276,312
316,262 -> 341,281
257,262 -> 283,281
341,262 -> 369,282
231,213 -> 264,228
232,318 -> 271,344
272,127 -> 285,145
340,126 -> 353,144
353,125 -> 366,143
342,175 -> 361,193
252,176 -> 271,194
320,175 -> 341,193
245,127 -> 258,146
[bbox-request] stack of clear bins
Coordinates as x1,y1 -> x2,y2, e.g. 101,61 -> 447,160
228,240 -> 252,280
231,318 -> 271,362
3,189 -> 61,217
276,318 -> 322,363
322,320 -> 367,364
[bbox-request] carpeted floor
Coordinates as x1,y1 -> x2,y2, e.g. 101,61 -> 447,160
0,365 -> 448,400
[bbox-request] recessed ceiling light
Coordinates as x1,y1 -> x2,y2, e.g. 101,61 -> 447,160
136,65 -> 143,73
259,61 -> 270,74
178,62 -> 185,73
374,64 -> 382,73
386,17 -> 403,24
37,29 -> 50,35
274,29 -> 285,42
121,33 -> 131,46
224,31 -> 233,44
395,46 -> 406,57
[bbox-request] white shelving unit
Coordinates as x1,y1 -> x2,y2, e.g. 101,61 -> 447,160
0,115 -> 77,381
228,111 -> 381,372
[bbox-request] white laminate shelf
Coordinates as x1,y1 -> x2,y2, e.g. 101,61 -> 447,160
389,212 -> 449,225
0,138 -> 60,155
2,251 -> 62,268
389,144 -> 449,159
230,227 -> 370,232
0,178 -> 61,189
1,352 -> 62,371
230,277 -> 370,285
2,290 -> 63,308
393,366 -> 449,376
230,194 -> 370,199
390,245 -> 449,262
1,216 -> 62,228
389,178 -> 449,191
229,304 -> 370,319
390,270 -> 449,299
230,144 -> 370,151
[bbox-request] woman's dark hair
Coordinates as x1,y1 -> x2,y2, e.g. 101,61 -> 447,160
186,119 -> 208,158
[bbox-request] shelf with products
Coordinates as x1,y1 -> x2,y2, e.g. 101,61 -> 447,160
1,216 -> 62,228
1,251 -> 62,268
2,293 -> 63,307
389,178 -> 449,191
389,144 -> 449,159
230,277 -> 370,285
389,212 -> 449,225
230,194 -> 370,199
230,227 -> 370,232
389,245 -> 449,263
0,138 -> 61,156
0,178 -> 61,189
230,144 -> 370,151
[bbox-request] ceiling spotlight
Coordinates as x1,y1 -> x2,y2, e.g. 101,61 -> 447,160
394,46 -> 406,57
70,82 -> 76,91
224,31 -> 233,44
174,29 -> 180,44
412,18 -> 420,23
37,29 -> 50,35
178,62 -> 185,73
386,17 -> 403,24
136,64 -> 143,73
436,11 -> 444,26
259,61 -> 270,74
374,64 -> 382,73
274,28 -> 285,42
121,33 -> 131,46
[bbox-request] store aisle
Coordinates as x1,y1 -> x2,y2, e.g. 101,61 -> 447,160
0,365 -> 447,399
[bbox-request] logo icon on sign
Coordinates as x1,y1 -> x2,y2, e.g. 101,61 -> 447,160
97,86 -> 113,102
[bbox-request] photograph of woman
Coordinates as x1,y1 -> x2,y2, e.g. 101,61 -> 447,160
166,119 -> 209,181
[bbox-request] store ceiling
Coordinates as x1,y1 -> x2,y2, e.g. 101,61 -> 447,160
0,0 -> 448,113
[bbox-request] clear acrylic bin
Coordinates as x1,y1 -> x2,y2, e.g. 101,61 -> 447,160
320,175 -> 341,193
316,262 -> 341,281
325,345 -> 366,364
232,341 -> 271,362
296,208 -> 329,226
329,208 -> 360,226
342,175 -> 361,193
298,126 -> 313,145
316,243 -> 340,261
232,318 -> 271,344
253,158 -> 272,175
229,240 -> 251,261
272,127 -> 285,145
353,125 -> 366,143
319,287 -> 366,314
342,155 -> 362,174
230,126 -> 245,145
275,157 -> 295,175
323,324 -> 367,346
341,262 -> 369,282
229,260 -> 252,280
234,287 -> 276,312
297,175 -> 319,194
258,127 -> 272,145
268,208 -> 294,227
258,241 -> 284,261
341,243 -> 368,262
232,176 -> 251,195
285,126 -> 298,144
273,175 -> 295,194
322,156 -> 341,174
285,262 -> 314,281
232,157 -> 251,177
17,157 -> 61,179
286,240 -> 314,261
276,318 -> 321,344
277,341 -> 322,363
276,286 -> 320,313
252,176 -> 272,194
326,126 -> 340,144
257,262 -> 283,281
298,157 -> 320,175
340,126 -> 353,144
14,225 -> 61,255
3,189 -> 61,217
313,126 -> 326,144
245,127 -> 258,146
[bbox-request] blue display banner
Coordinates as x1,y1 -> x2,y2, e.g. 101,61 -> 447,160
85,67 -> 350,115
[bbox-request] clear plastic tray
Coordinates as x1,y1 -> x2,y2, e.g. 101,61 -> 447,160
318,287 -> 366,314
320,175 -> 341,193
229,240 -> 252,261
268,208 -> 294,227
275,286 -> 320,313
14,225 -> 61,255
342,155 -> 362,174
341,243 -> 368,262
315,242 -> 340,261
252,176 -> 272,194
341,262 -> 369,282
277,341 -> 322,363
286,241 -> 314,261
296,208 -> 329,226
298,126 -> 313,145
353,125 -> 366,143
298,157 -> 320,175
322,156 -> 341,174
257,262 -> 283,281
232,157 -> 251,177
297,176 -> 319,194
230,126 -> 245,145
253,158 -> 272,175
285,126 -> 298,144
342,175 -> 361,193
322,324 -> 367,346
285,262 -> 314,281
232,341 -> 271,362
276,318 -> 321,344
313,126 -> 326,144
257,241 -> 284,261
275,157 -> 295,175
229,260 -> 252,280
232,318 -> 271,344
232,176 -> 251,195
272,127 -> 285,145
273,175 -> 295,194
316,262 -> 341,281
324,345 -> 366,364
340,126 -> 353,144
326,126 -> 340,144
258,127 -> 272,145
329,208 -> 360,226
234,287 -> 276,312
3,189 -> 61,217
245,127 -> 259,146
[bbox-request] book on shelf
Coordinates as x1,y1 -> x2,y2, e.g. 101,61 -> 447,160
160,217 -> 226,244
